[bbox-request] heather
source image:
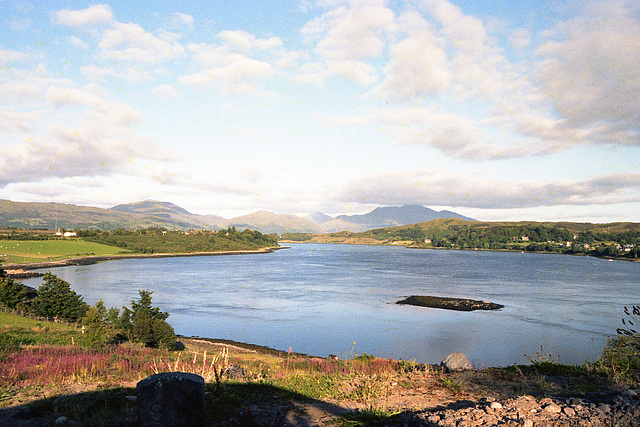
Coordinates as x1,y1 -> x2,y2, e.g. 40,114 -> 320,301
0,345 -> 159,387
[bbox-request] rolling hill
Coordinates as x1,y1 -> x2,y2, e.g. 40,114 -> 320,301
0,199 -> 475,235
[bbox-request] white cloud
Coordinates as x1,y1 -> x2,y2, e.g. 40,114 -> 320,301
510,28 -> 531,50
301,0 -> 396,83
325,59 -> 377,85
52,4 -> 113,27
374,11 -> 449,99
216,30 -> 282,51
337,170 -> 640,210
99,22 -> 186,63
0,47 -> 29,65
0,79 -> 40,103
153,84 -> 178,98
168,12 -> 194,30
0,77 -> 174,187
0,108 -> 39,134
80,64 -> 159,82
45,85 -> 109,109
69,36 -> 90,50
179,33 -> 284,95
534,0 -> 640,146
320,107 -> 552,160
419,0 -> 486,53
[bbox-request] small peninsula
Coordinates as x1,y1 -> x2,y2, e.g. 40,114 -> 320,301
397,295 -> 504,311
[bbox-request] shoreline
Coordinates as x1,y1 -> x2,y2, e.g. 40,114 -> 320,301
3,246 -> 283,271
283,240 -> 640,262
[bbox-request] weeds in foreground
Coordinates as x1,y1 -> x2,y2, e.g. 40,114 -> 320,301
327,408 -> 403,427
596,336 -> 640,384
270,355 -> 404,406
151,345 -> 229,384
439,377 -> 463,393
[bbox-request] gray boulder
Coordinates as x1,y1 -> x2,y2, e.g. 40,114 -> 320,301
137,372 -> 205,427
441,352 -> 473,372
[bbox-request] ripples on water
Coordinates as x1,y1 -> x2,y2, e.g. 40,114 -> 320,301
23,244 -> 640,366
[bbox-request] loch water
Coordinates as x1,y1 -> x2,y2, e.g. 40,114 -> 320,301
23,243 -> 640,366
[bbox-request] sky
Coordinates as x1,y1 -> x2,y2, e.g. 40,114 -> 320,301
0,0 -> 639,222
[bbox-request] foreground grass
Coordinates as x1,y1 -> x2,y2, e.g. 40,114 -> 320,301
0,239 -> 129,265
1,311 -> 638,426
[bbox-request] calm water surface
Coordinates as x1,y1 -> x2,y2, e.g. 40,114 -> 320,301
24,244 -> 640,366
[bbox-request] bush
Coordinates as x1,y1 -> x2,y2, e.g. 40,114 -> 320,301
82,300 -> 118,347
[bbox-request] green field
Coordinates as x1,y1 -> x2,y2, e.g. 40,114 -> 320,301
0,311 -> 90,346
0,239 -> 129,265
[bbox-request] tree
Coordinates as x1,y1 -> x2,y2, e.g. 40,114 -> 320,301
31,273 -> 88,322
0,277 -> 27,309
120,290 -> 175,348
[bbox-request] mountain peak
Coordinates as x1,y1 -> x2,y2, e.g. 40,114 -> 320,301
323,205 -> 474,232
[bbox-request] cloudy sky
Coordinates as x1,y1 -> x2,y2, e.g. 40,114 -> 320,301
1,0 -> 639,222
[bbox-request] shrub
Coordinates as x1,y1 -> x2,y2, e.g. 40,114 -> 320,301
82,300 -> 118,348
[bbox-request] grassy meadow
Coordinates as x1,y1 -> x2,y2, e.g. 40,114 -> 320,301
0,239 -> 128,265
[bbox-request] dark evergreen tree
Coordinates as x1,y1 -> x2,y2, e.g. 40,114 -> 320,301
31,273 -> 88,322
0,277 -> 27,309
119,290 -> 175,348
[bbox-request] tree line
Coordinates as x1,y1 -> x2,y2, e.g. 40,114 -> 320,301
425,224 -> 640,258
80,227 -> 278,254
0,266 -> 176,349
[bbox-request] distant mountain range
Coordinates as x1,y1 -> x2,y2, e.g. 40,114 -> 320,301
311,205 -> 475,232
0,199 -> 474,234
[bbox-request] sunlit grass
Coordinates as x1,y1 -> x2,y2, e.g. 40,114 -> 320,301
0,239 -> 129,264
0,311 -> 89,347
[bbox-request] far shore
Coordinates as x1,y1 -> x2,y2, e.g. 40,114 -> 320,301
280,240 -> 640,262
4,246 -> 283,271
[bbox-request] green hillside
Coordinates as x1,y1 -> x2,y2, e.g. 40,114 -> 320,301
302,218 -> 640,259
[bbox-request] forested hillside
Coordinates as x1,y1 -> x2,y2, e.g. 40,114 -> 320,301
81,227 -> 279,254
296,219 -> 640,259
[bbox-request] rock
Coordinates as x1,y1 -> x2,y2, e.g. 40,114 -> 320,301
489,402 -> 503,410
54,416 -> 68,425
597,403 -> 611,413
137,372 -> 205,427
396,295 -> 504,311
563,406 -> 576,417
543,403 -> 562,414
441,352 -> 473,372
